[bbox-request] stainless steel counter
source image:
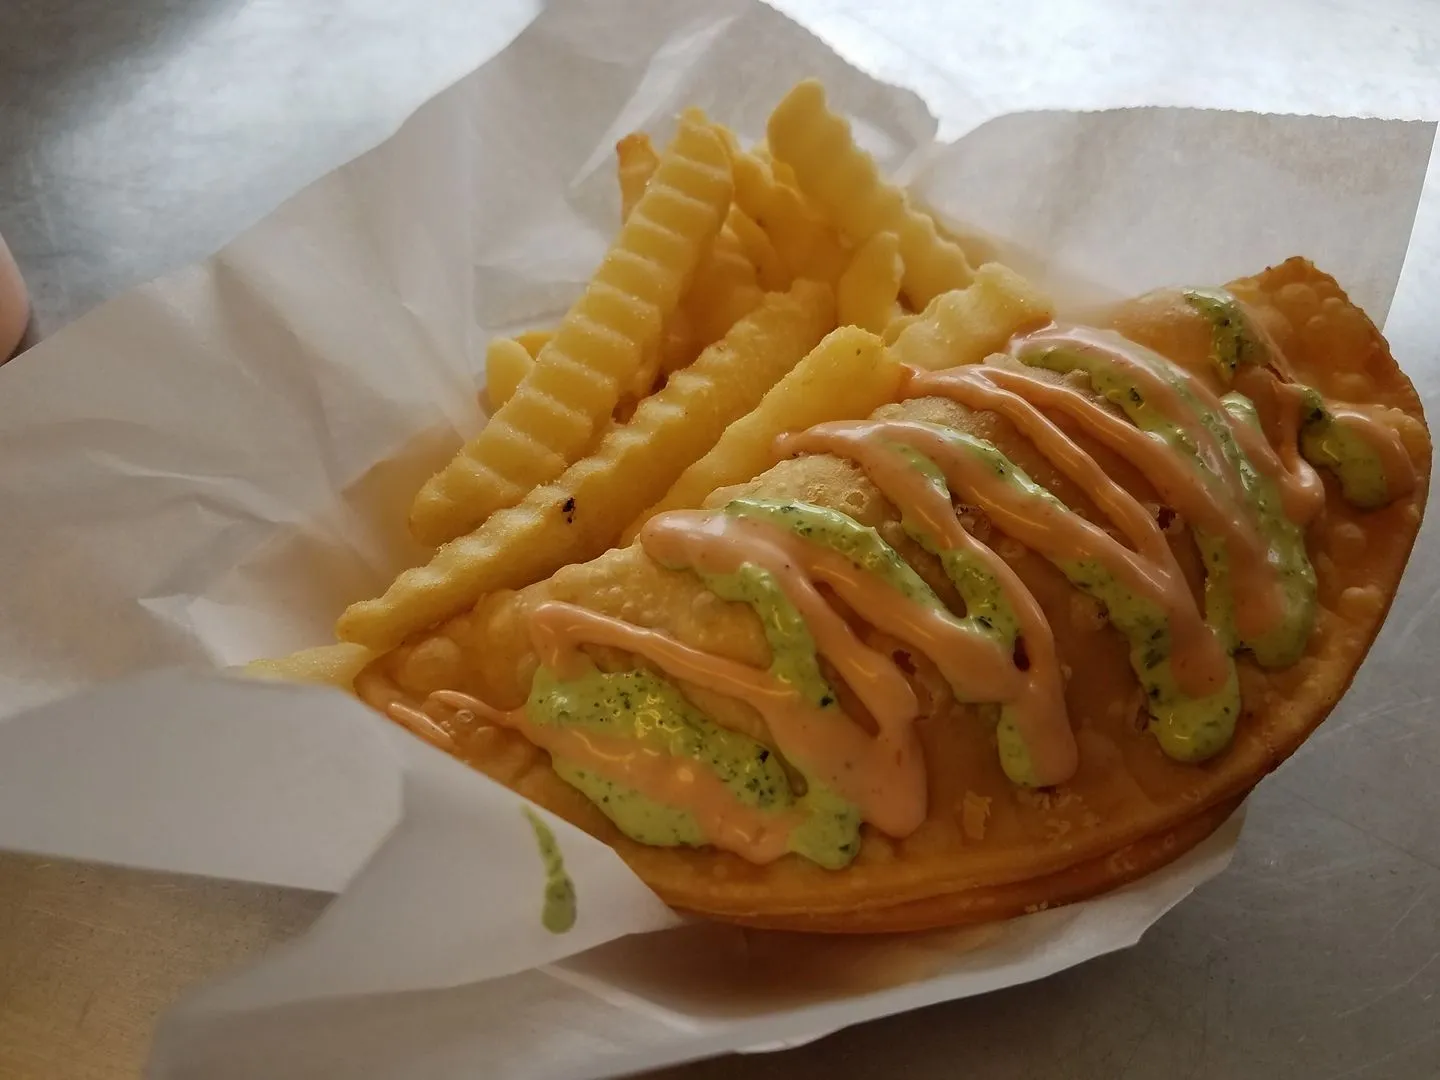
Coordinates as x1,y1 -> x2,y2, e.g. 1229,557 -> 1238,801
2,2 -> 1439,1077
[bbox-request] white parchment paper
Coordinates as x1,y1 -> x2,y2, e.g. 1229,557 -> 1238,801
0,0 -> 1430,1076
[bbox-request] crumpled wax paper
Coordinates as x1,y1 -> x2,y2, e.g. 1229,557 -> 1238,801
0,0 -> 1430,1076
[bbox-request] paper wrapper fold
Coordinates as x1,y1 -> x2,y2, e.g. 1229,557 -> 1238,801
0,0 -> 1430,1076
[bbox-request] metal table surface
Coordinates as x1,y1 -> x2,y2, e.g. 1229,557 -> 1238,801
3,1 -> 1440,1077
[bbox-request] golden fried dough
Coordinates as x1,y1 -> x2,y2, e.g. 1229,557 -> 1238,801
356,260 -> 1428,931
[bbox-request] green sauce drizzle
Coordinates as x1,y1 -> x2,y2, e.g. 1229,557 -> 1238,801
527,585 -> 859,868
886,436 -> 1039,782
1188,288 -> 1396,509
726,494 -> 1042,787
520,293 -> 1376,860
521,807 -> 577,934
1293,387 -> 1396,508
1019,339 -> 1315,671
527,664 -> 809,851
1182,287 -> 1265,383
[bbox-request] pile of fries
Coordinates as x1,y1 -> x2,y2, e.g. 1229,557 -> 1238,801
253,78 -> 1051,686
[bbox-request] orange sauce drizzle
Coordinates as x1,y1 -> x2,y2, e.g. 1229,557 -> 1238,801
397,503 -> 1078,860
1237,368 -> 1417,505
423,684 -> 805,863
775,421 -> 1075,772
1229,368 -> 1326,522
1003,326 -> 1310,644
366,680 -> 455,750
1225,296 -> 1412,507
1329,405 -> 1418,499
375,311 -> 1418,868
899,370 -> 1232,696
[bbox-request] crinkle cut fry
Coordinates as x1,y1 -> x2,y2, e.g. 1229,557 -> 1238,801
837,230 -> 902,333
730,141 -> 847,284
628,264 -> 1052,534
622,325 -> 901,537
245,643 -> 375,692
617,131 -> 695,384
619,129 -> 769,374
616,131 -> 659,222
767,78 -> 973,308
726,203 -> 790,292
484,337 -> 533,411
682,217 -> 764,348
889,262 -> 1054,370
338,281 -> 835,652
408,110 -> 733,547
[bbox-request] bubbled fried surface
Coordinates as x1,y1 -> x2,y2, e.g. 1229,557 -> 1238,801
356,258 -> 1429,931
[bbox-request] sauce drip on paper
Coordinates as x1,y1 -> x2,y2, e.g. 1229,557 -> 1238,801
522,807 -> 576,933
